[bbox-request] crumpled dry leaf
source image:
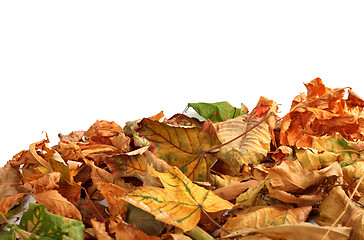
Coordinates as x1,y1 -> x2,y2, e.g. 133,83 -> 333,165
33,190 -> 82,221
280,78 -> 364,148
342,162 -> 364,196
267,160 -> 342,206
315,186 -> 364,239
0,162 -> 28,201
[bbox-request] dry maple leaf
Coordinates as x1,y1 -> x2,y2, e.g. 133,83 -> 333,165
137,118 -> 222,182
122,165 -> 233,232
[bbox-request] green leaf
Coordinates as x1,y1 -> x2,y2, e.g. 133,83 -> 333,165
16,203 -> 85,240
187,101 -> 245,122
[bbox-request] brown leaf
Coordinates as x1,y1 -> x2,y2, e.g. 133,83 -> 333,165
0,193 -> 27,215
91,219 -> 114,240
316,186 -> 364,239
267,160 -> 342,206
34,190 -> 82,221
58,130 -> 85,143
213,180 -> 260,201
76,198 -> 109,227
271,146 -> 293,165
221,223 -> 351,240
109,216 -> 161,240
84,120 -> 124,145
24,172 -> 61,193
99,183 -> 128,216
0,162 -> 27,200
221,204 -> 312,237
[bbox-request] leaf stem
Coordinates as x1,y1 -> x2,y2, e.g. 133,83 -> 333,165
81,186 -> 106,222
200,207 -> 230,235
0,211 -> 11,226
321,174 -> 364,240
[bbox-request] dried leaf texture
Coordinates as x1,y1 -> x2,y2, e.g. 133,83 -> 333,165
281,78 -> 364,147
138,118 -> 221,181
216,97 -> 277,173
123,165 -> 233,231
4,78 -> 364,239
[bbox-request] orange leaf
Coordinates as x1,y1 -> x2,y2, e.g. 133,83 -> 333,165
34,190 -> 82,221
0,193 -> 27,215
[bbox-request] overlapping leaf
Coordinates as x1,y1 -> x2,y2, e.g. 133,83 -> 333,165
137,118 -> 222,181
187,101 -> 248,122
221,205 -> 312,237
215,97 -> 278,173
122,165 -> 233,231
280,78 -> 364,148
4,78 -> 364,239
2,203 -> 84,240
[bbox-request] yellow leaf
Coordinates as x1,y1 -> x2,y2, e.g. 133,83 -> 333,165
221,223 -> 351,240
122,165 -> 233,231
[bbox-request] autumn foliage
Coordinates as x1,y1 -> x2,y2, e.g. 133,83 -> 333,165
2,78 -> 364,239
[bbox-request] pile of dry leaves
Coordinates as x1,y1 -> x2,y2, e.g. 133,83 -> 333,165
1,78 -> 364,239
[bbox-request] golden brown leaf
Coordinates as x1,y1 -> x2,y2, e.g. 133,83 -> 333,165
99,183 -> 128,216
109,216 -> 160,240
216,97 -> 278,173
0,162 -> 27,201
267,160 -> 342,206
280,78 -> 364,148
221,204 -> 312,237
221,223 -> 351,240
84,120 -> 124,145
91,219 -> 113,240
0,193 -> 27,215
213,180 -> 260,201
34,190 -> 82,221
316,186 -> 364,239
24,172 -> 61,193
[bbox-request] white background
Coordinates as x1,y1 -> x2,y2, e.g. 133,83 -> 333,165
1,1 -> 364,166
